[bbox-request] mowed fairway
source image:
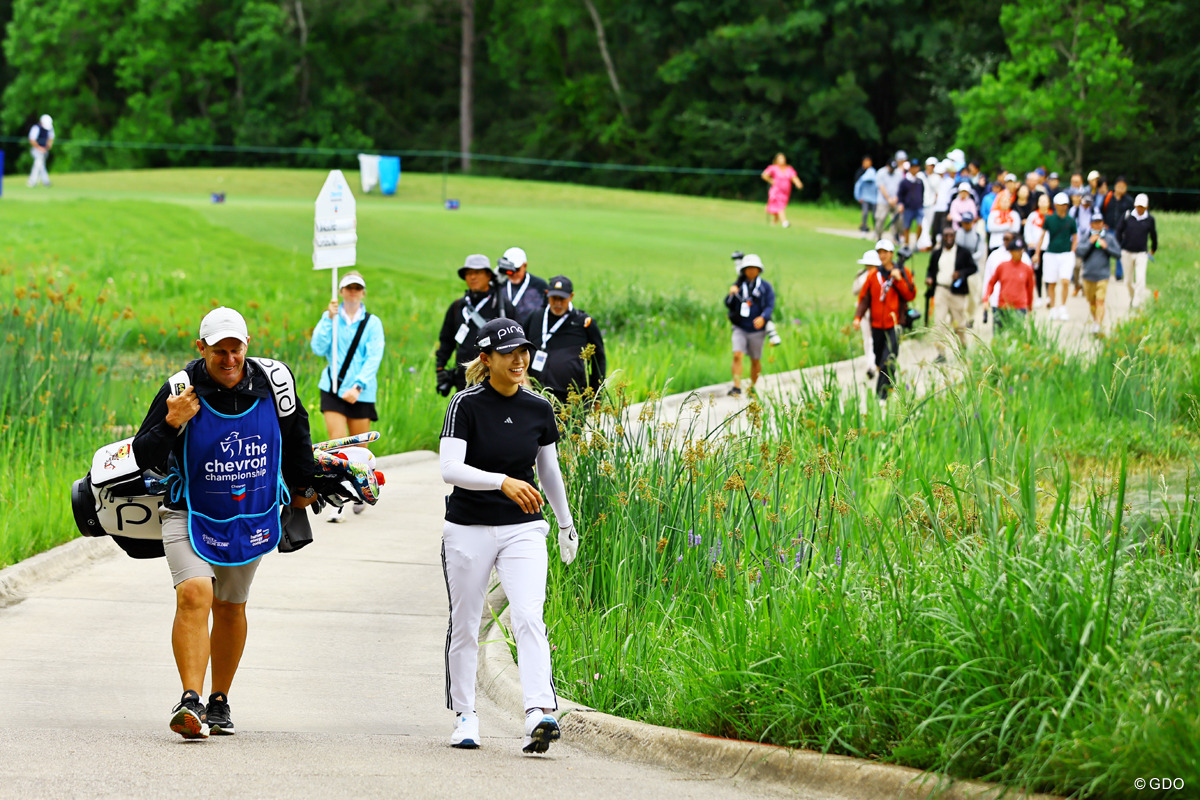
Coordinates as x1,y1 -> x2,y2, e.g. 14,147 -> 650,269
5,168 -> 862,308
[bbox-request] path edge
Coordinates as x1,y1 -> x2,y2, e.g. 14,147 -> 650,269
478,594 -> 1060,800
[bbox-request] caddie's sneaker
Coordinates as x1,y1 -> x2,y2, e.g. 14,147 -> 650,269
326,504 -> 346,524
522,711 -> 560,754
169,690 -> 208,739
450,711 -> 480,749
727,386 -> 742,397
352,502 -> 366,515
205,692 -> 235,736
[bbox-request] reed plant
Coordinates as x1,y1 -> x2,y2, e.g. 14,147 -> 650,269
542,300 -> 1200,797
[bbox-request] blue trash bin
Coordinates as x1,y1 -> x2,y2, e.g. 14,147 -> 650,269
0,150 -> 5,197
379,156 -> 400,196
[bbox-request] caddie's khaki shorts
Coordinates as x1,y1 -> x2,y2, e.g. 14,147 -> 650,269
162,509 -> 261,604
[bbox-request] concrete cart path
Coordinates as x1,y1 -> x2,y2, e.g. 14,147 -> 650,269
0,453 -> 804,800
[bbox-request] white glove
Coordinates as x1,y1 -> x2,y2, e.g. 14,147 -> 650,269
558,524 -> 579,565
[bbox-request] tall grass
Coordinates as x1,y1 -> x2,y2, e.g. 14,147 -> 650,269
542,295 -> 1200,797
0,282 -> 132,566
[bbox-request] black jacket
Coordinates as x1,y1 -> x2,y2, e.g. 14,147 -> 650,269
503,273 -> 549,324
132,358 -> 316,511
1102,192 -> 1136,230
1115,211 -> 1157,254
436,286 -> 518,373
524,307 -> 606,402
925,245 -> 977,296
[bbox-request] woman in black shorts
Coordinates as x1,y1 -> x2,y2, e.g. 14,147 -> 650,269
439,317 -> 579,754
311,271 -> 385,519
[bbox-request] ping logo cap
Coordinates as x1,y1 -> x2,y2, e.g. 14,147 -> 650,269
475,318 -> 532,354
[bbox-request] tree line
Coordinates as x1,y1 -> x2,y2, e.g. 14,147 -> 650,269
1,0 -> 1196,205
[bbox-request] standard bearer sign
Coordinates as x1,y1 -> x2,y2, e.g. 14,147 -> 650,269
313,170 -> 357,270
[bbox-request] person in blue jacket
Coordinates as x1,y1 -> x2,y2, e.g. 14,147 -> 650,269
724,254 -> 776,397
311,271 -> 386,520
853,155 -> 877,234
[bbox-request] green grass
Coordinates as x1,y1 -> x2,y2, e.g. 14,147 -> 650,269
0,167 -> 861,565
542,265 -> 1200,797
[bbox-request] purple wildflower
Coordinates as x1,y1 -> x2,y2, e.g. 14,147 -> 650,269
835,546 -> 842,567
794,550 -> 804,568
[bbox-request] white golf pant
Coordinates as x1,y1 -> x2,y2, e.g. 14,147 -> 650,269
1122,251 -> 1148,306
441,519 -> 556,714
28,148 -> 50,186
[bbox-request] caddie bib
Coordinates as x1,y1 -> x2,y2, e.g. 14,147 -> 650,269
182,397 -> 285,565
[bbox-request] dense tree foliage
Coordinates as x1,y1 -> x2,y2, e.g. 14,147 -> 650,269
1,0 -> 1196,202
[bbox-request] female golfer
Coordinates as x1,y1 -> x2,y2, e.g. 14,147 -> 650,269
438,318 -> 579,754
761,152 -> 803,228
311,271 -> 385,521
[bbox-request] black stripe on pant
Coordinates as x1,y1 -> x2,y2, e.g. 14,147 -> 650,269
441,539 -> 455,710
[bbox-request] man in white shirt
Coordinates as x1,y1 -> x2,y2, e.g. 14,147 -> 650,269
917,157 -> 941,250
27,114 -> 54,188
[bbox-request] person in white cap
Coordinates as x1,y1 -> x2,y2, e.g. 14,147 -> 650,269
439,317 -> 578,755
853,239 -> 916,401
852,250 -> 881,378
131,307 -> 321,739
495,247 -> 548,324
27,114 -> 54,187
1115,193 -> 1158,308
948,182 -> 978,231
311,271 -> 386,520
1035,193 -> 1078,321
929,161 -> 955,247
917,157 -> 941,250
724,253 -> 776,396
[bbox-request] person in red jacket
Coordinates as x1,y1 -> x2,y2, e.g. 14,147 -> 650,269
853,239 -> 916,401
983,238 -> 1036,335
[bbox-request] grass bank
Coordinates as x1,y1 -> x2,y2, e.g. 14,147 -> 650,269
543,260 -> 1200,796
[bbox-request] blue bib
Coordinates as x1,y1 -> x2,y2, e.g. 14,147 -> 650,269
181,397 -> 286,565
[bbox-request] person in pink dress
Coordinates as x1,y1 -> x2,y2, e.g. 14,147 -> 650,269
761,153 -> 804,228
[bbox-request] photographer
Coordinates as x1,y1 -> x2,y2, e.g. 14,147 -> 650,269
853,240 -> 916,402
724,253 -> 776,397
497,247 -> 549,325
435,255 -> 518,396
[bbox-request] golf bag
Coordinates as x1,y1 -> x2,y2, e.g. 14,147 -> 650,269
70,358 -> 374,559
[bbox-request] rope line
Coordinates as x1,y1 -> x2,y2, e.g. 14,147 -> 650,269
0,135 -> 760,176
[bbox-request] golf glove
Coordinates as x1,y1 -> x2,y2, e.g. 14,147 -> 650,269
558,524 -> 579,565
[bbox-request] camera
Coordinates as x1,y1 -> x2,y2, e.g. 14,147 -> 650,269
496,257 -> 517,276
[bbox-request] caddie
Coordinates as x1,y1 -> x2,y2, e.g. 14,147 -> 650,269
496,247 -> 549,324
131,307 -> 319,739
523,275 -> 606,405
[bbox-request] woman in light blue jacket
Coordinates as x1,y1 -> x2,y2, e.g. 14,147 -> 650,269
853,156 -> 877,234
311,271 -> 386,517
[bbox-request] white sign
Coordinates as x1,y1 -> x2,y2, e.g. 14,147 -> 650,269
313,170 -> 357,270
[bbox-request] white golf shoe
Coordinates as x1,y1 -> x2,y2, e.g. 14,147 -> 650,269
450,711 -> 480,749
522,710 -> 560,754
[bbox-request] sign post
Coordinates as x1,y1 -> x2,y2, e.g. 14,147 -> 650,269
313,170 -> 357,394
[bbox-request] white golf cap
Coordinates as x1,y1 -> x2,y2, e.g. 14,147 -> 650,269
738,253 -> 765,272
39,114 -> 52,129
1005,172 -> 1018,182
1087,170 -> 1101,182
925,156 -> 938,166
857,250 -> 883,267
1054,192 -> 1070,205
934,163 -> 948,175
875,239 -> 895,252
957,182 -> 972,192
199,307 -> 248,345
339,271 -> 366,289
1135,193 -> 1149,207
502,246 -> 527,266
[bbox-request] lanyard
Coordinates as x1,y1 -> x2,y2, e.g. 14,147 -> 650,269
506,275 -> 530,307
740,277 -> 760,302
461,294 -> 490,327
539,307 -> 570,349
